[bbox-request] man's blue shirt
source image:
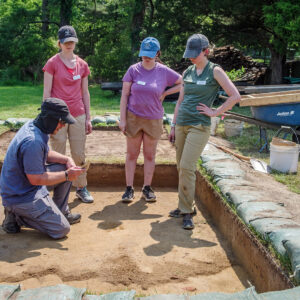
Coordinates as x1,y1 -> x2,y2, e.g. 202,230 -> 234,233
0,121 -> 49,206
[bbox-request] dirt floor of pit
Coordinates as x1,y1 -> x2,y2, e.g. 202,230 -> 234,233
0,187 -> 251,295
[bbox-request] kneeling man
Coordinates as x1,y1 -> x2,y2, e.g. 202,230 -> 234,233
0,98 -> 85,239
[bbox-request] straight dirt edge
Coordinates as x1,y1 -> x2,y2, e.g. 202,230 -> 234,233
195,171 -> 294,293
0,163 -> 178,188
87,163 -> 178,187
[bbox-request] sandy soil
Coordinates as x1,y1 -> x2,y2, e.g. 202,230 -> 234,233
0,187 -> 250,295
0,128 -> 299,294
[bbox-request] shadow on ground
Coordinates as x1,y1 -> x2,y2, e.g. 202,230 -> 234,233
89,199 -> 163,230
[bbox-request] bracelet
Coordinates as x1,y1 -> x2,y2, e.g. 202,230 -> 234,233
170,123 -> 176,128
65,170 -> 69,181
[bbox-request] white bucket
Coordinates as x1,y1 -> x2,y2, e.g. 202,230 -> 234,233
270,138 -> 299,173
224,119 -> 244,137
210,117 -> 220,136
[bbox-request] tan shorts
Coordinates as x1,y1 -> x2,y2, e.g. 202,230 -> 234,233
126,110 -> 163,140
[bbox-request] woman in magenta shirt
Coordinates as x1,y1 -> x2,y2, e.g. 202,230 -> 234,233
119,37 -> 182,203
43,25 -> 94,204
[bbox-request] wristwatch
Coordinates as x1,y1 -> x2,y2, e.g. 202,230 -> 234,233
65,170 -> 69,181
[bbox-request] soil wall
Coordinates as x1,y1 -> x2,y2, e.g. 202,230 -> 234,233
87,163 -> 178,187
195,172 -> 294,293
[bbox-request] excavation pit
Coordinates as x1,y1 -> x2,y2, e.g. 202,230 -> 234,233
0,129 -> 294,295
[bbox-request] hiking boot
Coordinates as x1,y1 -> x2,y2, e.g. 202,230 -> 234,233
65,212 -> 81,225
169,207 -> 197,218
182,214 -> 194,230
76,186 -> 94,203
2,208 -> 20,234
142,185 -> 156,202
122,186 -> 134,203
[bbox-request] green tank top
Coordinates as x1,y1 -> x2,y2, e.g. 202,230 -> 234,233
176,61 -> 220,126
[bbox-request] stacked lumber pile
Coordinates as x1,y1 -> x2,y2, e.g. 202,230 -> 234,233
173,45 -> 267,84
240,90 -> 300,107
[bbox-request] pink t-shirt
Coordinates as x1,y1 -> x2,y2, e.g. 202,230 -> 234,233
43,54 -> 90,117
122,62 -> 180,119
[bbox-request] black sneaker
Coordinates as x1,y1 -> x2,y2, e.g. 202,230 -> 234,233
122,186 -> 134,203
169,207 -> 197,218
182,214 -> 194,230
2,208 -> 20,234
65,212 -> 81,225
142,185 -> 156,202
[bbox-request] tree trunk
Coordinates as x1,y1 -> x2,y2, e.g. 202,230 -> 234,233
130,0 -> 147,64
60,0 -> 73,26
41,0 -> 49,36
269,48 -> 284,84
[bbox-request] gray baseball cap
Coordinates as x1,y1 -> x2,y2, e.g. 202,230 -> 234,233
183,34 -> 209,58
58,25 -> 78,44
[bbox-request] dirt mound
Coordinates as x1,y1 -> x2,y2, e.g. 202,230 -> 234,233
173,46 -> 267,84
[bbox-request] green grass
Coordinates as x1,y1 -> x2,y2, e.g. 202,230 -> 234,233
0,84 -> 176,120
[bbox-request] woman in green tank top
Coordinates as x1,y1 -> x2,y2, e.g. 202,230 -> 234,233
168,34 -> 241,230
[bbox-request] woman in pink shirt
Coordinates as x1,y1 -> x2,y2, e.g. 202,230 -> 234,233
43,25 -> 94,204
119,37 -> 182,203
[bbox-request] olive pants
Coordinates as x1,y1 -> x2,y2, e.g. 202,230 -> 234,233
175,124 -> 210,214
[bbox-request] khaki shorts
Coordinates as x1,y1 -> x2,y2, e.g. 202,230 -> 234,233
126,110 -> 163,140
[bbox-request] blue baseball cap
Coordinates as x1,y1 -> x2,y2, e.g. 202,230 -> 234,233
139,37 -> 160,58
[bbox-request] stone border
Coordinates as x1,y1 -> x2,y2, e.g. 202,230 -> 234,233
195,172 -> 294,292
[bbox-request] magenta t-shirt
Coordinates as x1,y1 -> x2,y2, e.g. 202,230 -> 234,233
122,62 -> 180,119
43,54 -> 90,117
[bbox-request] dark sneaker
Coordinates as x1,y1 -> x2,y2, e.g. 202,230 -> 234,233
182,214 -> 194,230
76,186 -> 94,203
65,212 -> 81,225
2,208 -> 20,234
169,207 -> 197,218
142,185 -> 156,202
122,186 -> 134,203
169,208 -> 182,218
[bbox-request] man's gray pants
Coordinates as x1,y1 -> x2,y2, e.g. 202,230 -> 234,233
6,163 -> 71,239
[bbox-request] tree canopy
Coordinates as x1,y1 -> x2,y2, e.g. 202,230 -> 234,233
0,0 -> 299,84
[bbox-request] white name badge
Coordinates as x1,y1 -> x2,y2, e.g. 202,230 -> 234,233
73,75 -> 81,80
137,80 -> 146,85
197,80 -> 206,85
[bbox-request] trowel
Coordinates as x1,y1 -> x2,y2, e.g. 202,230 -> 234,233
207,141 -> 270,173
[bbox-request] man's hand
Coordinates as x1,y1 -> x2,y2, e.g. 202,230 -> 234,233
66,167 -> 85,181
66,157 -> 76,169
85,120 -> 92,135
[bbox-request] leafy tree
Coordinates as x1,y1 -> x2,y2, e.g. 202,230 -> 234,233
0,0 -> 56,82
208,0 -> 300,84
1,0 -> 299,84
